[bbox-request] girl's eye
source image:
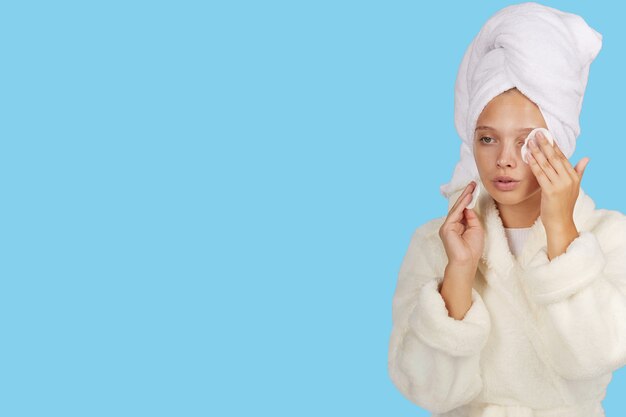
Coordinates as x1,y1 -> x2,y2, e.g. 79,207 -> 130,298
479,136 -> 494,144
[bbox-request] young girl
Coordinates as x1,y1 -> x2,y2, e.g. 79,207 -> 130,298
387,3 -> 626,417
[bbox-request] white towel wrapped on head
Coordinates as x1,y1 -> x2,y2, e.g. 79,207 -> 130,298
440,2 -> 602,206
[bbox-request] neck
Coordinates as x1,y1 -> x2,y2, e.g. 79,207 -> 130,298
495,190 -> 541,228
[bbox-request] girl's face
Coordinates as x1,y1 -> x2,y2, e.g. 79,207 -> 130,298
473,88 -> 546,206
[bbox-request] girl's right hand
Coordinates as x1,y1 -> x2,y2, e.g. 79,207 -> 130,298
438,181 -> 485,268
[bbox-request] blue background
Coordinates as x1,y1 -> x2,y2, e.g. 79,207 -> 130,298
1,0 -> 624,415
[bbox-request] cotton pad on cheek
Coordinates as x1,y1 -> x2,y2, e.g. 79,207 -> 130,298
521,128 -> 555,164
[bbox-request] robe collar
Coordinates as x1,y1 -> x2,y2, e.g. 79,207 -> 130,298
447,183 -> 597,283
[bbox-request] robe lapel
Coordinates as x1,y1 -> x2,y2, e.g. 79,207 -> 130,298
445,181 -> 596,283
471,185 -> 596,283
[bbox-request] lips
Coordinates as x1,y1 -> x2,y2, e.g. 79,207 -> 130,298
494,176 -> 518,183
493,179 -> 520,191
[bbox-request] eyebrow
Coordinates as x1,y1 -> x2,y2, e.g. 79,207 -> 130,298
475,126 -> 536,132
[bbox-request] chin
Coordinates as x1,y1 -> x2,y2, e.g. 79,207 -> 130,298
487,184 -> 538,206
491,194 -> 523,206
484,182 -> 519,201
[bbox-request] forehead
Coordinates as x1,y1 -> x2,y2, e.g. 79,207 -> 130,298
476,105 -> 545,134
478,91 -> 544,120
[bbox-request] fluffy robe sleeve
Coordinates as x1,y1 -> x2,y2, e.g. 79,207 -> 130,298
522,211 -> 626,380
388,222 -> 491,414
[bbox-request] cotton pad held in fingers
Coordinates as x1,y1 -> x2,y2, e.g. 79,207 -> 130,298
466,180 -> 480,209
521,128 -> 554,164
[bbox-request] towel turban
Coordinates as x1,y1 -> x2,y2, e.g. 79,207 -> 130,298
439,2 -> 603,202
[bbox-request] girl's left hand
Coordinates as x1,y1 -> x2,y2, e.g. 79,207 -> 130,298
527,131 -> 590,230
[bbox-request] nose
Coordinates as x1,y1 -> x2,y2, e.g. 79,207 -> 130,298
497,158 -> 514,168
496,145 -> 518,168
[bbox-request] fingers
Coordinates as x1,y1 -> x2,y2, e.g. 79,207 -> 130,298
527,135 -> 559,183
450,182 -> 474,212
528,151 -> 551,189
463,204 -> 481,229
574,157 -> 590,179
449,193 -> 472,224
550,137 -> 579,179
447,182 -> 475,223
529,132 -> 583,189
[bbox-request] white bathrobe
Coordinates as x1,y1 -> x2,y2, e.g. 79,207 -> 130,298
388,187 -> 626,416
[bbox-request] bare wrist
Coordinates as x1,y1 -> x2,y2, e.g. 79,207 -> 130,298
446,261 -> 478,274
